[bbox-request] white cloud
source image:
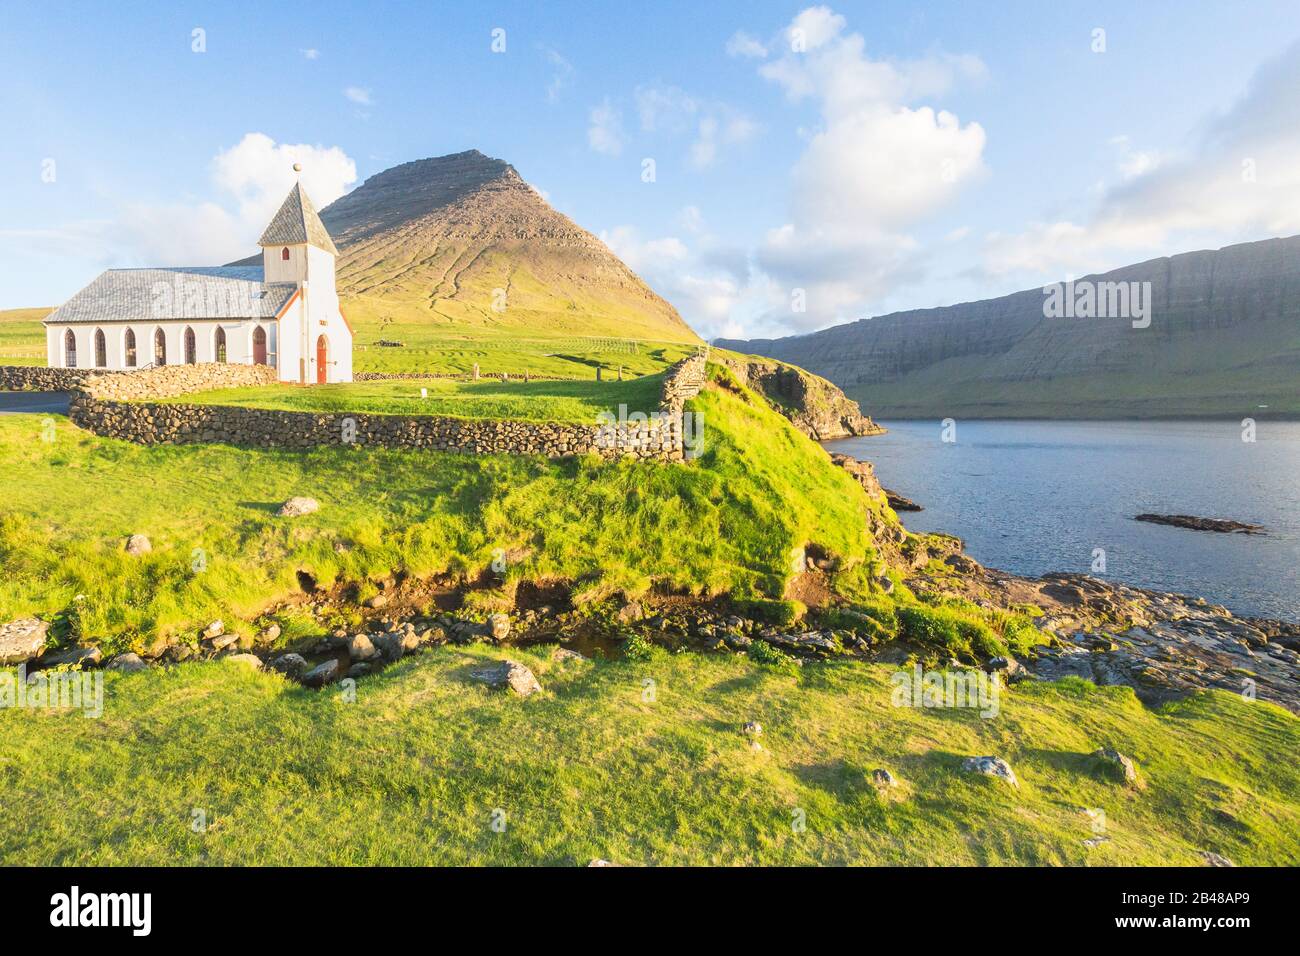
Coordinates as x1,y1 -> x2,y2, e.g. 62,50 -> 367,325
587,98 -> 625,155
747,6 -> 987,329
300,48 -> 320,60
16,134 -> 359,271
634,83 -> 758,169
726,30 -> 768,59
982,40 -> 1300,281
343,86 -> 373,105
541,46 -> 575,103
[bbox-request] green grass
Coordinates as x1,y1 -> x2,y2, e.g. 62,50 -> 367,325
1,645 -> 1295,865
0,307 -> 50,366
0,364 -> 882,651
160,373 -> 667,423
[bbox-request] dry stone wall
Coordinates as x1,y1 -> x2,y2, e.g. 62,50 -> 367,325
68,352 -> 710,462
0,366 -> 95,391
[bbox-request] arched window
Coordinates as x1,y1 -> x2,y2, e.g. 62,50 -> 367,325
184,326 -> 197,364
124,328 -> 137,367
252,326 -> 267,365
64,329 -> 77,368
214,326 -> 227,363
281,247 -> 290,261
94,328 -> 106,368
154,328 -> 167,366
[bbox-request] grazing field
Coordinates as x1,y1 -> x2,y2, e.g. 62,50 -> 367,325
1,645 -> 1294,865
0,307 -> 49,366
0,366 -> 883,650
160,373 -> 667,423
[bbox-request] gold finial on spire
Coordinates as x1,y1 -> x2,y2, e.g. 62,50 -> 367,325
293,162 -> 302,176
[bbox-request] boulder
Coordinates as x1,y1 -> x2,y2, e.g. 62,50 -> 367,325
269,653 -> 308,679
553,646 -> 588,663
364,593 -> 389,610
277,496 -> 320,518
0,618 -> 49,665
125,534 -> 152,556
301,658 -> 340,688
42,645 -> 103,668
767,630 -> 839,654
208,633 -> 239,652
346,634 -> 378,662
371,633 -> 405,662
202,620 -> 225,639
225,654 -> 263,670
346,662 -> 372,679
487,613 -> 511,642
259,623 -> 283,643
471,659 -> 542,697
1091,747 -> 1140,787
961,755 -> 1019,788
1200,851 -> 1236,867
616,601 -> 644,624
106,652 -> 147,673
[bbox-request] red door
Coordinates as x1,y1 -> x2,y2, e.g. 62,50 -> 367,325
252,327 -> 267,365
316,335 -> 328,384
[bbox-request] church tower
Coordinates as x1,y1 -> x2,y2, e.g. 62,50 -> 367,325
257,173 -> 345,383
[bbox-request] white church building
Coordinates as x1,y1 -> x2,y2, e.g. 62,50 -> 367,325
44,180 -> 353,384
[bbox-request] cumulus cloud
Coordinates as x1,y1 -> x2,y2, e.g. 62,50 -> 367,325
982,40 -> 1300,281
300,48 -> 320,60
587,98 -> 625,155
16,134 -> 358,271
747,6 -> 986,329
343,86 -> 373,105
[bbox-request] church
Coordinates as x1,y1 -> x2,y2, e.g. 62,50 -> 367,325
43,178 -> 353,384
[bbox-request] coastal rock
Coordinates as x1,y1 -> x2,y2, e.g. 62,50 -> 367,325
961,755 -> 1019,788
1135,513 -> 1264,534
277,496 -> 320,518
0,618 -> 48,665
884,488 -> 922,511
124,534 -> 152,555
470,659 -> 541,697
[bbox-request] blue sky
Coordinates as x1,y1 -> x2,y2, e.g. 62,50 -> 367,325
3,1 -> 1299,339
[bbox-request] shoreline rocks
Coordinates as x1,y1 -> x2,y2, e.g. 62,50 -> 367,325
1135,513 -> 1265,534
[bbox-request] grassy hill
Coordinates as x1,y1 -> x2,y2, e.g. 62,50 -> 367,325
0,366 -> 1295,865
0,307 -> 50,366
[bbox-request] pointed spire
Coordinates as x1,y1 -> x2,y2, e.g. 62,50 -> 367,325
258,181 -> 339,255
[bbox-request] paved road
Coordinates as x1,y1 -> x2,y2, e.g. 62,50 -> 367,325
0,391 -> 70,415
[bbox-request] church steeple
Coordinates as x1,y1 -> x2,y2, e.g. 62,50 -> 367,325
258,181 -> 339,256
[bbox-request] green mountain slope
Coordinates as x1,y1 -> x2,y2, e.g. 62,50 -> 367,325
718,235 -> 1300,418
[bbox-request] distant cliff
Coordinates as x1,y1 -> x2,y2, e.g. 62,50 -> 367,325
718,235 -> 1300,418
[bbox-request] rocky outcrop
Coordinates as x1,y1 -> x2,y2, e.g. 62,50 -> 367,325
470,659 -> 542,697
715,354 -> 882,439
1135,514 -> 1265,534
0,618 -> 49,664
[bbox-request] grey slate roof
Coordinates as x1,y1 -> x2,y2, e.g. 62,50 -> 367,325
258,183 -> 340,255
44,267 -> 299,325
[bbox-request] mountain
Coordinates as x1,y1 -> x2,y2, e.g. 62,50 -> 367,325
717,235 -> 1300,418
242,150 -> 699,354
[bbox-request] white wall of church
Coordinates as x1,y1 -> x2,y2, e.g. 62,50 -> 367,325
46,319 -> 284,376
